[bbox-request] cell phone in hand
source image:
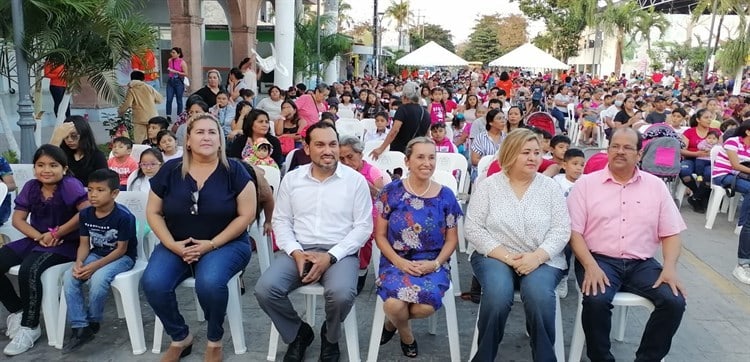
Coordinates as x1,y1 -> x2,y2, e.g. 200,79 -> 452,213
301,261 -> 313,283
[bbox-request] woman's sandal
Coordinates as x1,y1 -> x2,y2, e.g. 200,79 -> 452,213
380,325 -> 397,345
400,338 -> 418,358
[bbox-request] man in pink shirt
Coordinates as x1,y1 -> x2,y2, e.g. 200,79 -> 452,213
567,127 -> 687,362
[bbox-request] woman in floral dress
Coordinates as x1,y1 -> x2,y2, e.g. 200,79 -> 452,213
374,137 -> 463,358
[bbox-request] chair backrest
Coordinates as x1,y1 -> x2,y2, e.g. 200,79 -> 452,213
0,183 -> 7,204
9,164 -> 34,193
431,170 -> 458,195
258,165 -> 281,198
476,154 -> 496,176
360,118 -> 377,135
338,108 -> 355,119
336,120 -> 365,140
363,140 -> 388,157
566,103 -> 576,119
435,153 -> 469,193
369,151 -> 407,176
283,148 -> 297,176
709,144 -> 722,175
115,191 -> 149,261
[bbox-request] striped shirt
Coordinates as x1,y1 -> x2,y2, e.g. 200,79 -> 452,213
713,136 -> 750,179
471,131 -> 506,158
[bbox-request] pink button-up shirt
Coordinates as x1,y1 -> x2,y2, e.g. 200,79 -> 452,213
567,167 -> 686,260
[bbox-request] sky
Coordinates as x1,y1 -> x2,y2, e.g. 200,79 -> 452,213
347,0 -> 545,45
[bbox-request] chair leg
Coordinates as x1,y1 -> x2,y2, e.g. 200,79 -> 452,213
343,305 -> 360,362
567,294 -> 585,362
554,294 -> 565,362
113,287 -> 126,319
449,256 -> 461,297
227,275 -> 247,354
728,196 -> 740,223
267,324 -> 280,361
613,306 -> 628,342
152,317 -> 164,354
115,285 -> 147,355
366,297 -> 385,362
443,284 -> 460,362
457,218 -> 467,254
428,313 -> 437,335
705,188 -> 724,229
469,310 -> 479,361
55,287 -> 67,349
40,266 -> 68,347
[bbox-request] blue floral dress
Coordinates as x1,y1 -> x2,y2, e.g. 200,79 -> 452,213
375,180 -> 463,310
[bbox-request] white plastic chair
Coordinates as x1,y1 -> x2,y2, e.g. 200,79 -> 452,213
56,191 -> 151,354
338,108 -> 356,119
249,165 -> 281,274
568,291 -> 663,362
337,120 -> 365,140
469,292 -> 565,362
360,118 -> 377,135
436,153 -> 469,195
705,146 -> 738,229
367,151 -> 407,177
474,154 -> 497,187
283,148 -> 297,176
0,183 -> 6,207
9,164 -> 34,192
258,165 -> 281,198
150,236 -> 247,355
254,227 -> 361,362
363,140 -> 388,157
365,242 -> 460,362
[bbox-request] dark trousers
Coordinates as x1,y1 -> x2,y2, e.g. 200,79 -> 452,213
551,107 -> 567,133
49,85 -> 70,118
0,246 -> 72,327
575,254 -> 686,362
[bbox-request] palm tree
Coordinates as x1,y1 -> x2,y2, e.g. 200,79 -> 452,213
715,2 -> 750,94
1,0 -> 156,125
385,0 -> 412,49
693,0 -> 739,53
596,0 -> 640,75
294,13 -> 352,82
631,7 -> 670,53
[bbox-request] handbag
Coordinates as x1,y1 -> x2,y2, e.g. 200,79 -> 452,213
279,137 -> 296,155
183,76 -> 190,88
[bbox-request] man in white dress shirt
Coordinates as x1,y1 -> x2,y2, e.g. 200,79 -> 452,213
254,121 -> 373,362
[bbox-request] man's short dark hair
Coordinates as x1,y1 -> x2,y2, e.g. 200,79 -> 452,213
88,168 -> 120,191
130,70 -> 145,81
488,98 -> 502,107
112,136 -> 134,149
304,121 -> 339,145
148,116 -> 170,130
610,127 -> 643,151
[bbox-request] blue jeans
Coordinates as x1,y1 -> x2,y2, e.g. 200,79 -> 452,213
575,254 -> 686,362
714,174 -> 750,264
550,107 -> 567,133
471,252 -> 563,362
165,77 -> 184,116
680,158 -> 711,184
141,238 -> 250,342
63,253 -> 134,328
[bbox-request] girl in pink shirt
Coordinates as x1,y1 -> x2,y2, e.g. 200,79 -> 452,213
429,88 -> 446,125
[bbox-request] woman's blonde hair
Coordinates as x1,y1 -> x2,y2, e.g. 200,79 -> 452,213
405,136 -> 435,159
181,113 -> 229,177
498,128 -> 539,172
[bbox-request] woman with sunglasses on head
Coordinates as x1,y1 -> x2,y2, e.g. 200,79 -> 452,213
141,114 -> 256,362
50,116 -> 108,186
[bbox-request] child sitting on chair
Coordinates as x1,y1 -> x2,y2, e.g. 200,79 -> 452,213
62,169 -> 137,353
244,138 -> 278,169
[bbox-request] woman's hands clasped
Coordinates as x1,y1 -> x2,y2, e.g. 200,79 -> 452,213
169,238 -> 213,264
395,257 -> 440,277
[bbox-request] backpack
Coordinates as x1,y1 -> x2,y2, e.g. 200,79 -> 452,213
640,124 -> 682,178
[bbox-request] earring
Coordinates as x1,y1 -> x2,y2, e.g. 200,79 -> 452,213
186,145 -> 191,151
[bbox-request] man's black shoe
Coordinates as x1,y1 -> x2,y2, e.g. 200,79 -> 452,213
283,321 -> 314,362
318,322 -> 340,362
62,326 -> 95,354
356,270 -> 368,295
687,196 -> 706,213
89,322 -> 100,334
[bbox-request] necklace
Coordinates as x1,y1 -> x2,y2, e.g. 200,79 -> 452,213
406,177 -> 431,197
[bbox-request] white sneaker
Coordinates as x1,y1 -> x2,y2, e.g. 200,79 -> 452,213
736,225 -> 743,235
3,326 -> 41,356
555,275 -> 569,298
4,312 -> 21,339
732,264 -> 750,285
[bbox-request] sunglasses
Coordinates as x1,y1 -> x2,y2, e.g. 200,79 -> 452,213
190,191 -> 199,215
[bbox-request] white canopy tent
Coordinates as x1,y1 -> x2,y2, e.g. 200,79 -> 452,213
489,43 -> 568,69
396,41 -> 469,67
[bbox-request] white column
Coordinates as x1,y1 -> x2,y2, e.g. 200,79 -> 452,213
274,0 -> 295,88
323,0 -> 339,84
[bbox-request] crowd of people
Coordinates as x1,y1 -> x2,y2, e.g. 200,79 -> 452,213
0,57 -> 749,362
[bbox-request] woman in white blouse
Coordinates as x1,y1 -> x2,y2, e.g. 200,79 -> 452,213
465,128 -> 570,362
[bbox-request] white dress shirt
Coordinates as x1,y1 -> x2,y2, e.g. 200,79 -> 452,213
272,163 -> 374,260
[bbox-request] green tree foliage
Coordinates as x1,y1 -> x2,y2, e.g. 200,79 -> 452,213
0,0 -> 156,104
409,23 -> 455,53
516,0 -> 590,62
384,49 -> 407,75
294,14 -> 352,80
461,14 -> 528,64
596,0 -> 640,75
631,7 -> 670,53
385,0 -> 411,48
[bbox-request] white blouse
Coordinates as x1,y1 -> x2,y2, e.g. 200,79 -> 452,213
464,172 -> 571,270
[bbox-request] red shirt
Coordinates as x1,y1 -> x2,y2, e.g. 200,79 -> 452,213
131,50 -> 159,81
44,62 -> 67,87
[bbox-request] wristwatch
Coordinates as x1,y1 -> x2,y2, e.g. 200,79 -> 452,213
327,252 -> 338,265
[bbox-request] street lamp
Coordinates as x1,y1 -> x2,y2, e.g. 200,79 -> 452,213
377,12 -> 385,77
316,0 -> 321,85
10,0 -> 36,163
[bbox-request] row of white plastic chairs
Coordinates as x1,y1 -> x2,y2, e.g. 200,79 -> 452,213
0,161 -> 661,361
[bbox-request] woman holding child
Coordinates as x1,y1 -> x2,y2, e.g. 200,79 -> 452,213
465,128 -> 570,362
141,114 -> 256,362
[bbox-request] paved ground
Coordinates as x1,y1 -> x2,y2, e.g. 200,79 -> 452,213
1,91 -> 750,361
